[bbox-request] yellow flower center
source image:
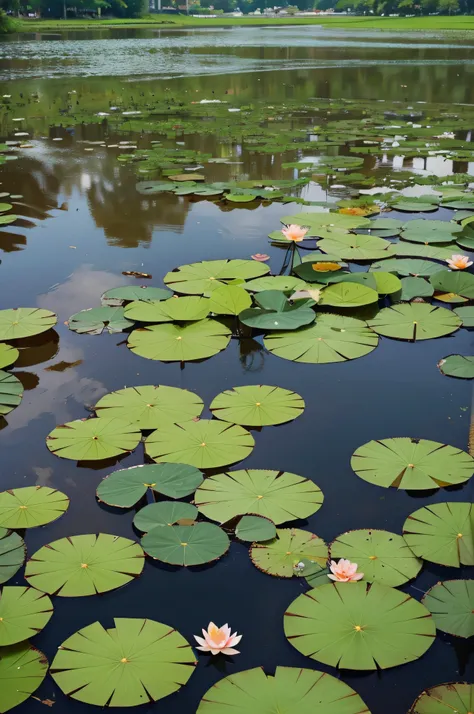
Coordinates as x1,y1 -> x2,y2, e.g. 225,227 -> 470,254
354,625 -> 363,632
180,542 -> 188,546
369,555 -> 377,560
121,658 -> 129,663
201,442 -> 206,447
81,563 -> 88,569
457,533 -> 463,538
19,505 -> 27,509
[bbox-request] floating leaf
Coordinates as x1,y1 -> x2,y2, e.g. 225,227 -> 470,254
351,438 -> 474,490
226,193 -> 256,203
430,270 -> 474,301
101,285 -> 172,306
0,530 -> 25,585
393,242 -> 456,260
239,291 -> 316,331
141,522 -> 229,565
169,173 -> 204,181
68,306 -> 133,335
94,385 -> 203,429
330,529 -> 421,586
196,666 -> 371,714
401,219 -> 461,244
372,271 -> 402,295
128,320 -> 231,362
280,212 -> 370,232
284,581 -> 435,670
370,258 -> 445,277
264,314 -> 378,364
164,259 -> 269,295
46,418 -> 141,461
438,355 -> 474,379
0,587 -> 53,646
399,277 -> 434,301
368,304 -> 461,341
209,385 -> 304,427
208,285 -> 252,315
194,469 -> 323,525
0,345 -> 18,370
97,463 -> 203,507
423,579 -> 474,638
0,487 -> 69,529
320,282 -> 379,308
0,308 -> 56,341
391,199 -> 437,212
51,618 -> 196,706
145,420 -> 254,469
410,682 -> 474,713
123,301 -> 171,323
158,296 -> 211,321
133,502 -> 198,532
318,234 -> 394,261
244,276 -> 307,293
454,306 -> 474,327
25,534 -> 144,597
0,643 -> 48,714
0,371 -> 23,416
403,502 -> 474,567
235,515 -> 276,543
251,528 -> 327,578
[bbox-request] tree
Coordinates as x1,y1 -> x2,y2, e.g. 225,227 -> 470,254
438,0 -> 459,12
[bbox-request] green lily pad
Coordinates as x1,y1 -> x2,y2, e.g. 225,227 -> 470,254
145,419 -> 254,469
208,285 -> 252,315
0,371 -> 23,416
330,529 -> 422,587
141,522 -> 229,565
164,259 -> 269,295
0,643 -> 48,714
123,301 -> 172,323
403,502 -> 474,568
94,385 -> 203,429
194,469 -> 323,525
0,308 -> 56,341
209,385 -> 305,427
196,666 -> 371,714
351,438 -> 474,490
284,581 -> 435,670
239,291 -> 316,331
46,418 -> 141,461
136,181 -> 178,194
0,486 -> 69,529
235,515 -> 276,543
0,587 -> 53,646
372,272 -> 403,295
281,212 -> 370,231
250,528 -> 327,578
128,320 -> 231,362
25,534 -> 144,597
97,463 -> 203,507
133,502 -> 198,532
169,173 -> 204,182
0,345 -> 18,370
430,270 -> 474,301
226,193 -> 256,203
438,355 -> 474,379
157,296 -> 211,321
399,277 -> 434,301
68,307 -> 133,335
244,276 -> 307,293
320,282 -> 379,308
370,258 -> 445,277
368,304 -> 461,341
0,530 -> 25,585
410,682 -> 474,714
391,199 -> 438,212
393,243 -> 456,260
318,234 -> 395,261
0,215 -> 17,226
423,579 -> 474,638
293,262 -> 347,284
454,306 -> 474,327
264,314 -> 378,364
101,285 -> 172,306
51,618 -> 196,706
401,219 -> 461,244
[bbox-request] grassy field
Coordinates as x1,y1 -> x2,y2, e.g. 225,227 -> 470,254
16,14 -> 474,31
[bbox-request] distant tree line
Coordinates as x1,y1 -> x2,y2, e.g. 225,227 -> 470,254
0,0 -> 146,18
198,0 -> 465,12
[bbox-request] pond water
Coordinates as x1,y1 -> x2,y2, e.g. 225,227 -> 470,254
0,25 -> 473,714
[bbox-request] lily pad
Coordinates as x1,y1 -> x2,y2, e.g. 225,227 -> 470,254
280,212 -> 370,232
250,528 -> 327,578
128,320 -> 231,362
422,579 -> 474,638
145,420 -> 254,469
133,502 -> 198,532
454,306 -> 474,327
50,618 -> 196,706
139,296 -> 211,322
244,276 -> 307,293
235,515 -> 276,543
239,291 -> 316,331
226,193 -> 257,203
0,371 -> 23,416
391,199 -> 438,212
438,355 -> 474,379
208,285 -> 252,315
369,258 -> 445,277
141,522 -> 229,566
46,418 -> 141,461
94,385 -> 203,429
372,272 -> 402,295
0,587 -> 53,646
320,282 -> 379,308
393,243 -> 456,260
410,682 -> 474,713
164,259 -> 269,295
25,534 -> 144,597
368,304 -> 461,341
0,643 -> 48,714
330,529 -> 422,587
403,502 -> 474,567
399,277 -> 434,301
0,530 -> 25,586
318,234 -> 395,261
0,308 -> 56,341
264,314 -> 378,364
209,385 -> 304,427
284,581 -> 435,670
0,345 -> 18,370
101,285 -> 172,306
351,438 -> 474,490
123,301 -> 172,323
68,307 -> 133,335
97,463 -> 203,507
401,219 -> 461,244
430,270 -> 474,301
0,486 -> 69,529
194,469 -> 323,525
196,666 -> 371,714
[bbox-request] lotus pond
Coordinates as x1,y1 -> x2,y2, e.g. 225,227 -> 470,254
0,26 -> 473,714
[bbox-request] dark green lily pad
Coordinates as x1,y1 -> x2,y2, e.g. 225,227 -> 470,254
133,502 -> 198,532
0,530 -> 25,585
239,291 -> 316,331
438,355 -> 474,379
235,515 -> 276,543
403,502 -> 474,568
399,277 -> 434,301
410,682 -> 474,714
369,258 -> 445,277
101,286 -> 172,306
0,587 -> 53,646
0,643 -> 48,714
454,306 -> 474,327
368,304 -> 461,341
141,522 -> 229,566
68,307 -> 133,335
97,463 -> 203,507
423,579 -> 474,638
430,270 -> 474,301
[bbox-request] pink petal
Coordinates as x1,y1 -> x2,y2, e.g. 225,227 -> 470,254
348,563 -> 358,575
221,624 -> 231,639
209,648 -> 222,656
227,634 -> 242,647
327,574 -> 338,581
352,573 -> 364,580
196,645 -> 211,652
221,647 -> 240,656
194,635 -> 207,647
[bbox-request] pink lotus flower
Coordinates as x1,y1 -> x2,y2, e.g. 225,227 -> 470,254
194,622 -> 242,656
328,559 -> 364,583
281,224 -> 309,243
446,254 -> 473,270
251,253 -> 270,262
